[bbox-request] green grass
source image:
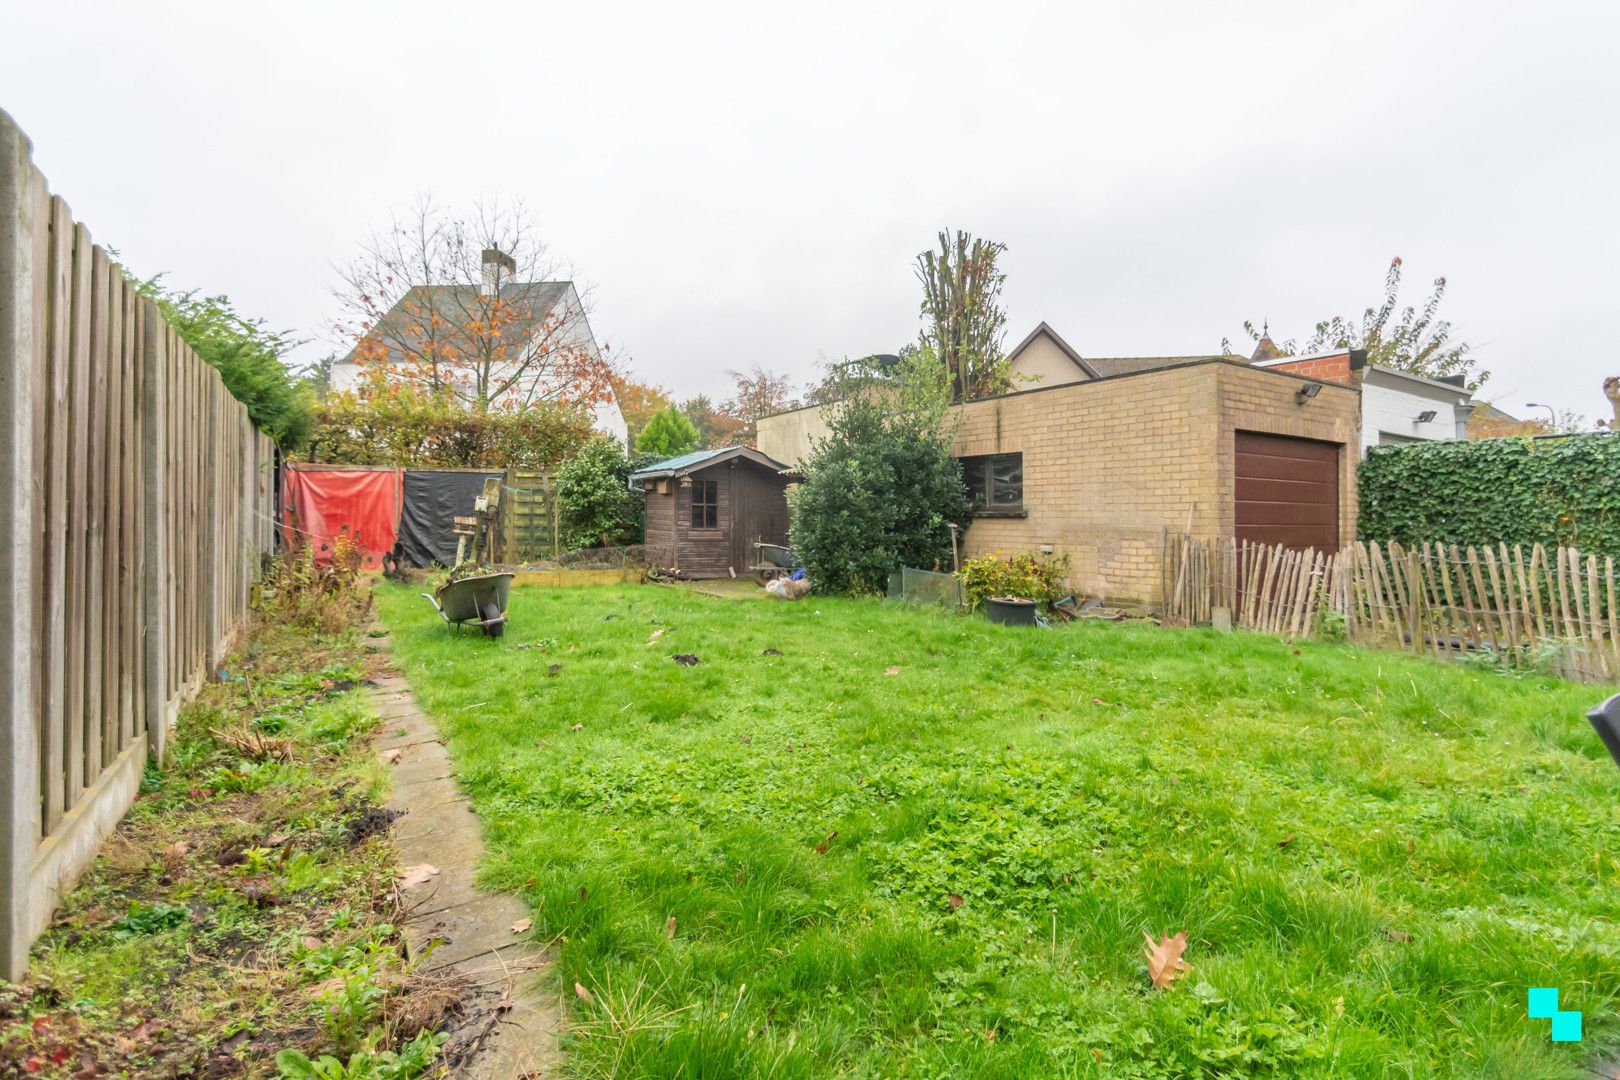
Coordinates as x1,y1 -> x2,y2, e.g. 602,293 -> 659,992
377,582 -> 1620,1078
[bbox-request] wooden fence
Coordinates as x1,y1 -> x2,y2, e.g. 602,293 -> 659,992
0,111 -> 275,977
1164,531 -> 1620,684
502,469 -> 561,563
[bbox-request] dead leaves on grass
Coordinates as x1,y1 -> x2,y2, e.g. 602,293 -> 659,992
1143,931 -> 1190,989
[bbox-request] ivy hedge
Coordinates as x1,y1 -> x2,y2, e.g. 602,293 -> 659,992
1358,433 -> 1620,557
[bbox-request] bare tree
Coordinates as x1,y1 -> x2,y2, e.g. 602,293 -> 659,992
917,230 -> 1011,402
332,193 -> 615,412
723,364 -> 802,444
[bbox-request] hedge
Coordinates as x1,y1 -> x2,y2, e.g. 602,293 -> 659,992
1358,433 -> 1620,557
307,394 -> 596,469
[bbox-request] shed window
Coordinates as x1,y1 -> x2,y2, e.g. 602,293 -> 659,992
690,478 -> 719,529
960,453 -> 1023,514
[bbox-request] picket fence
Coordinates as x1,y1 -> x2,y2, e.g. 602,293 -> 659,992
0,112 -> 275,977
1163,531 -> 1620,685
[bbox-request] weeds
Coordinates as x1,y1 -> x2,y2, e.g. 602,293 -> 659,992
0,567 -> 451,1078
254,535 -> 370,633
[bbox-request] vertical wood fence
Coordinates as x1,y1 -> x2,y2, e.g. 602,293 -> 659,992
1164,530 -> 1620,684
0,111 -> 275,977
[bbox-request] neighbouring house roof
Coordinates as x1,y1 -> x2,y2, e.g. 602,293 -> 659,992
1470,402 -> 1519,424
1250,334 -> 1284,362
628,445 -> 796,482
1364,364 -> 1473,398
1006,322 -> 1098,378
1084,354 -> 1237,377
335,281 -> 575,369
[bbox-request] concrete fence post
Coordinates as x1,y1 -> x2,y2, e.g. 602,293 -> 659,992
0,110 -> 45,980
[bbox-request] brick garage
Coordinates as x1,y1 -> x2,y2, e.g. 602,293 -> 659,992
759,358 -> 1360,611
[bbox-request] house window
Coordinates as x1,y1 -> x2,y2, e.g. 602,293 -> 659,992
960,453 -> 1023,514
690,478 -> 719,529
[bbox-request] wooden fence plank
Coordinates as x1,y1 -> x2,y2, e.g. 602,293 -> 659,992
100,269 -> 123,766
62,224 -> 90,811
1483,545 -> 1517,655
1608,556 -> 1620,677
82,247 -> 108,788
39,197 -> 71,832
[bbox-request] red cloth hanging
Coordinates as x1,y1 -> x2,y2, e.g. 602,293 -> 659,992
282,466 -> 401,569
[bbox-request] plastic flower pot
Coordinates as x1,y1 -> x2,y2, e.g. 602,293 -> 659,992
984,596 -> 1039,626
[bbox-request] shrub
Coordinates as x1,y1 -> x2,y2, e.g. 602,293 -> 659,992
790,349 -> 971,594
958,550 -> 1070,607
131,274 -> 314,450
1359,432 -> 1620,557
556,438 -> 647,549
308,388 -> 595,469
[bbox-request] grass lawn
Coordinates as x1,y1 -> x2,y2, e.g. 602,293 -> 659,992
377,582 -> 1620,1078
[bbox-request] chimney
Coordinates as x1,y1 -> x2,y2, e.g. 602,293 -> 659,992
481,248 -> 516,297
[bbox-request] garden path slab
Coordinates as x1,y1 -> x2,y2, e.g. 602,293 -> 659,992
366,626 -> 562,1077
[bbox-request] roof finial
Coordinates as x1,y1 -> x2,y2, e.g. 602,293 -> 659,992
1262,318 -> 1269,337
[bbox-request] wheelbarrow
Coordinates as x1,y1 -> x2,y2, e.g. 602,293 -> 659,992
750,541 -> 800,583
421,572 -> 514,638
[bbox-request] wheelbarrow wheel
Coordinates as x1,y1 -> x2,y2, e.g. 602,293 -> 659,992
480,597 -> 505,638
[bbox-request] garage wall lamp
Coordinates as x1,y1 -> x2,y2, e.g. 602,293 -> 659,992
1413,410 -> 1438,424
1295,383 -> 1322,405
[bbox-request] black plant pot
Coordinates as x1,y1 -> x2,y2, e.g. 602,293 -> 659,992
984,596 -> 1039,626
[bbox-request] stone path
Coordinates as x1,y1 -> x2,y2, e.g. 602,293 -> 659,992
367,636 -> 562,1078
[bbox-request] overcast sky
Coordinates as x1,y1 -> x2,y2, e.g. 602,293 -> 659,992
5,1 -> 1615,418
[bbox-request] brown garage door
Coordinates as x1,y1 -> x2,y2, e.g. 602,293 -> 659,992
1234,432 -> 1340,551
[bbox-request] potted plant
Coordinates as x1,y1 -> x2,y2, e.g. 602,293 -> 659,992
958,550 -> 1070,626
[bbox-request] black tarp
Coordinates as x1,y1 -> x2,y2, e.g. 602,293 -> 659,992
397,470 -> 503,568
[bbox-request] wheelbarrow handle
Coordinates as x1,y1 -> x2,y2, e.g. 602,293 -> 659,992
420,592 -> 451,625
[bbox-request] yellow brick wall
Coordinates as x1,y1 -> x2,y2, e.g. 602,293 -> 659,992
757,359 -> 1361,611
952,360 -> 1359,609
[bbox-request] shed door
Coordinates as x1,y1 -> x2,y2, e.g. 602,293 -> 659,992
1234,432 -> 1340,551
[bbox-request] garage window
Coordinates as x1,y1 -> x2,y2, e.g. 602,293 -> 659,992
961,453 -> 1023,515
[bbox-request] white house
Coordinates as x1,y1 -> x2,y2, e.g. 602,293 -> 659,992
1248,349 -> 1473,454
329,249 -> 628,444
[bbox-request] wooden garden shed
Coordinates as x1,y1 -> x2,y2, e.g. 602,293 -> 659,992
630,446 -> 798,579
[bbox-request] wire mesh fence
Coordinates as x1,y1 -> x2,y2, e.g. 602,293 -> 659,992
888,566 -> 965,610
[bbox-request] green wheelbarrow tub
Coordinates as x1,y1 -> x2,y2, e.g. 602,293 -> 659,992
421,572 -> 515,638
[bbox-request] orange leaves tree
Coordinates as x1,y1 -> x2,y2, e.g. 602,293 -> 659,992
334,194 -> 617,413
